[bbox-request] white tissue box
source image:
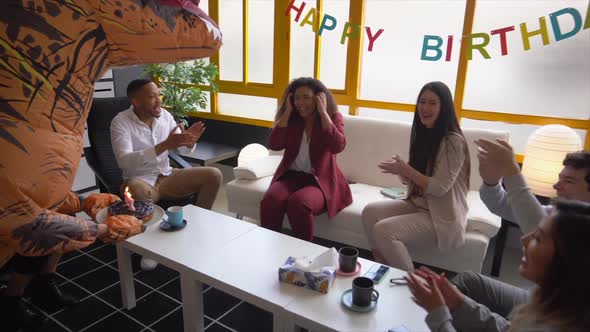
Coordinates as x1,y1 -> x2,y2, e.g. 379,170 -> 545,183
278,256 -> 337,294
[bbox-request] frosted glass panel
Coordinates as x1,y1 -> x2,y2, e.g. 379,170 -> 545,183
319,0 -> 349,89
217,93 -> 277,121
464,0 -> 590,119
219,0 -> 243,81
248,0 -> 274,83
194,92 -> 211,113
461,118 -> 586,154
360,0 -> 466,103
338,105 -> 349,114
358,108 -> 415,122
199,1 -> 208,13
290,0 -> 316,80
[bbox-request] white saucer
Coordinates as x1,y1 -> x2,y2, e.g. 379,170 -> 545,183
341,289 -> 377,313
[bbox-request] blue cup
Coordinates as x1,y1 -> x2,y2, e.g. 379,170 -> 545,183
165,206 -> 184,228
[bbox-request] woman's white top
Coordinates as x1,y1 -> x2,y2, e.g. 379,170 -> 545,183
289,133 -> 313,174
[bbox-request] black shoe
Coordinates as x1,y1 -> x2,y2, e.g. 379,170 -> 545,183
28,273 -> 79,308
0,289 -> 47,331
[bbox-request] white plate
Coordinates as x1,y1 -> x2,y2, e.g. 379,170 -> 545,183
95,205 -> 165,227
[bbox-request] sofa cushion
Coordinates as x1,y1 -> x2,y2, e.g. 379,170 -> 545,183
233,155 -> 282,180
226,179 -> 500,239
337,115 -> 409,188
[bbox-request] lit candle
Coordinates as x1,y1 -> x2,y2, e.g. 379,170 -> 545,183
124,187 -> 136,212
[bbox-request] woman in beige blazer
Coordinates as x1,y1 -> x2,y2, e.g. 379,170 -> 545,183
361,81 -> 470,271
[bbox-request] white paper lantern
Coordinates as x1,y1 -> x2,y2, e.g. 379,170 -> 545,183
521,125 -> 582,197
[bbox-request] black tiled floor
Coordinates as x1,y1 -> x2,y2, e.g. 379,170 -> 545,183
123,290 -> 180,326
134,264 -> 179,289
205,323 -> 235,332
203,287 -> 242,320
157,278 -> 181,301
95,281 -> 152,309
60,248 -> 84,263
53,296 -> 115,331
83,312 -> 144,332
72,265 -> 120,293
57,254 -> 103,279
79,241 -> 107,253
110,252 -> 143,274
86,244 -> 117,263
219,302 -> 273,332
39,319 -> 70,332
150,307 -> 184,332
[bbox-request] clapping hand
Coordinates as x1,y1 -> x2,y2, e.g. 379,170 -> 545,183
408,266 -> 465,311
475,139 -> 519,186
165,124 -> 197,149
378,155 -> 407,175
184,121 -> 206,142
406,271 -> 445,311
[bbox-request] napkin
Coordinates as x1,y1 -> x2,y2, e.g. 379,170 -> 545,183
293,247 -> 339,273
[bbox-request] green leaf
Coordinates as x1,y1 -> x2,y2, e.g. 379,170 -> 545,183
144,60 -> 218,121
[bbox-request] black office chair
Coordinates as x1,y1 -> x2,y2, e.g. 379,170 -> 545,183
84,97 -> 194,210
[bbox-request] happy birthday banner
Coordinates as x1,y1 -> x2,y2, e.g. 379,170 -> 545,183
285,0 -> 384,52
422,6 -> 590,61
285,0 -> 590,60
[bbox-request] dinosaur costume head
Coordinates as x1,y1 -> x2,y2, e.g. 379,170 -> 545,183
0,0 -> 221,266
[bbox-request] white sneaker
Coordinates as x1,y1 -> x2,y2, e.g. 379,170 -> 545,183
140,257 -> 158,271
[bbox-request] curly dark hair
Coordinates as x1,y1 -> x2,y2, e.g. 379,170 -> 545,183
274,77 -> 338,125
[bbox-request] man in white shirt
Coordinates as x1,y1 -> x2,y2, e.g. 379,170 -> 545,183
111,79 -> 222,270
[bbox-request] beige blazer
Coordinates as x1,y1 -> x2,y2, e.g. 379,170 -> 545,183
410,133 -> 469,250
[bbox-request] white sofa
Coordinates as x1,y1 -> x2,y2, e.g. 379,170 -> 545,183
226,115 -> 508,273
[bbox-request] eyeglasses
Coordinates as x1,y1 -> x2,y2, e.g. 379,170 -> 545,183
390,277 -> 408,286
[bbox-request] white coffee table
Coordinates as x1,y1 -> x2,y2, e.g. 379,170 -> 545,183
195,226 -> 330,332
116,205 -> 257,332
282,264 -> 429,332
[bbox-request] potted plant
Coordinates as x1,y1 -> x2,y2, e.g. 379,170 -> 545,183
145,60 -> 218,126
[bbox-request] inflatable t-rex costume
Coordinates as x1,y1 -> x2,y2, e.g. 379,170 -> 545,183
0,0 -> 222,267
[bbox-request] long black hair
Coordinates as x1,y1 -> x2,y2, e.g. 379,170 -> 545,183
408,81 -> 468,184
509,199 -> 590,330
274,77 -> 338,125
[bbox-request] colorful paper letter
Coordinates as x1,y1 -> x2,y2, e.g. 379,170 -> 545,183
520,17 -> 550,51
421,35 -> 443,61
319,14 -> 337,36
467,33 -> 491,60
491,26 -> 515,56
550,7 -> 582,41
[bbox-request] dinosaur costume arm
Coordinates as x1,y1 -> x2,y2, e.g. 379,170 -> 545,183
0,177 -> 98,259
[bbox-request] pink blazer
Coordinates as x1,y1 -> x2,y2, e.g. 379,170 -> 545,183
268,112 -> 353,218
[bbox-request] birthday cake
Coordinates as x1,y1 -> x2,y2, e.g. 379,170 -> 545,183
108,200 -> 154,222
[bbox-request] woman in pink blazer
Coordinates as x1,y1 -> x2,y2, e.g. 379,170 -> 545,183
260,78 -> 352,241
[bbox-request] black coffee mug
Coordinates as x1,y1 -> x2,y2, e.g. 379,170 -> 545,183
338,247 -> 359,273
352,276 -> 379,307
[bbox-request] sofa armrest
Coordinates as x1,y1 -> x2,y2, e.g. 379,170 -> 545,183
233,155 -> 282,180
466,191 -> 502,238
